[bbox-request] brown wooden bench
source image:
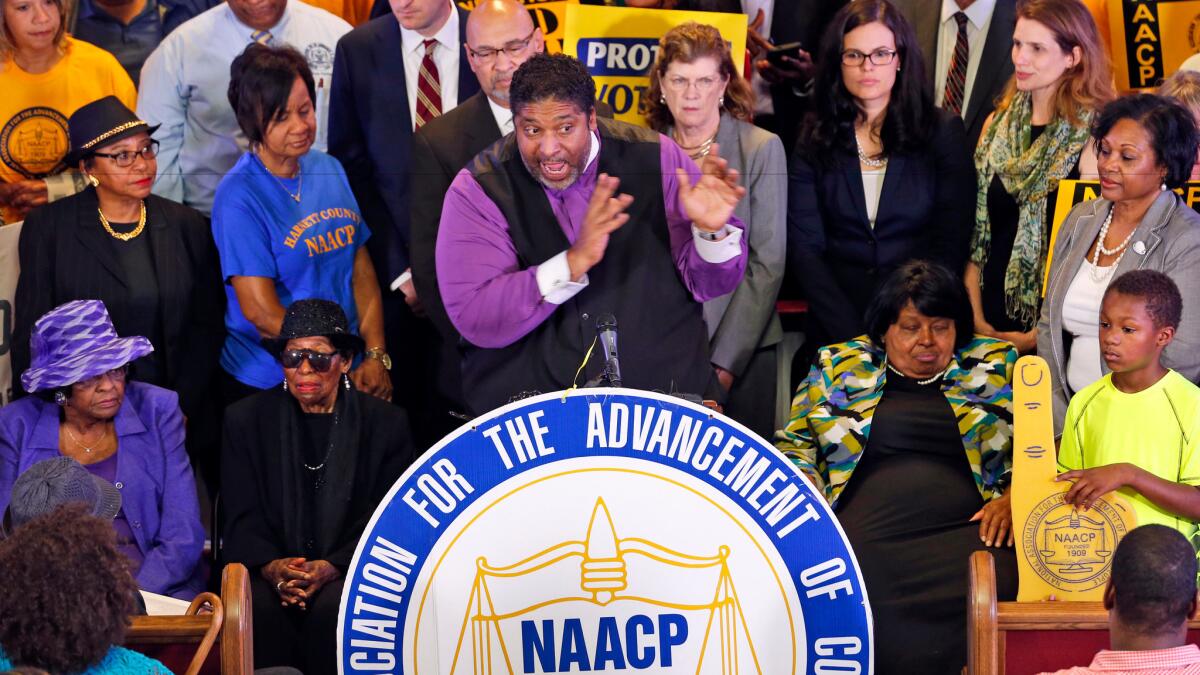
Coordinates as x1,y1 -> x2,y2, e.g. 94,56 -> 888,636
967,551 -> 1200,674
126,563 -> 253,675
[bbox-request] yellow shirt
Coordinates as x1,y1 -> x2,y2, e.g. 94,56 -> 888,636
0,36 -> 136,221
1058,370 -> 1200,542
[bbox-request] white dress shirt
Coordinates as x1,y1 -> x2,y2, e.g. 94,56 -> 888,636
487,95 -> 514,136
399,1 -> 461,131
933,0 -> 996,112
137,0 -> 351,214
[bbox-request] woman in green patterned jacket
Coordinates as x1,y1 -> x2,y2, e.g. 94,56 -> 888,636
776,260 -> 1017,675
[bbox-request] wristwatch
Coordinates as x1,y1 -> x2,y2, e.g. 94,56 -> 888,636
365,347 -> 392,370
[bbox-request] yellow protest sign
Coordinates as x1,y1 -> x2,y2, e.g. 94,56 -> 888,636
1106,0 -> 1200,90
563,5 -> 747,126
455,0 -> 576,54
1012,355 -> 1136,602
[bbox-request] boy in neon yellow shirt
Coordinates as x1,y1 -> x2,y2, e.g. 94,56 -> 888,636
1057,270 -> 1200,544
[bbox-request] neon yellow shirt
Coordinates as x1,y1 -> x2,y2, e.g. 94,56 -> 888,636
1058,370 -> 1200,543
0,37 -> 136,221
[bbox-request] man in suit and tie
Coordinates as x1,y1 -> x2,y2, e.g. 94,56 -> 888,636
328,0 -> 480,447
891,0 -> 1016,146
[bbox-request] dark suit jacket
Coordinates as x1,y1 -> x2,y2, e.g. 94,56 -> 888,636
13,189 -> 225,420
328,9 -> 480,287
894,0 -> 1015,146
410,92 -> 615,341
786,109 -> 976,346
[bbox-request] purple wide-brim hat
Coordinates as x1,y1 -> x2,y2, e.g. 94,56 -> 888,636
21,299 -> 153,393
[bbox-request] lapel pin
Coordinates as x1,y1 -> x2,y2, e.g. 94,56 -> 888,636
1133,241 -> 1146,255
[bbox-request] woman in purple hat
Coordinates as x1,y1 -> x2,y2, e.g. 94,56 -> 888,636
0,299 -> 205,600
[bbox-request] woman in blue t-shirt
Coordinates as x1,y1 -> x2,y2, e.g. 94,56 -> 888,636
213,44 -> 391,402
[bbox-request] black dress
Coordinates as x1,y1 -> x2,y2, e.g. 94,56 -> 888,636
836,371 -> 1017,675
981,124 -> 1081,332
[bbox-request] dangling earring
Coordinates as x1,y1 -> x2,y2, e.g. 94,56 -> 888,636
86,174 -> 99,188
54,391 -> 68,406
660,95 -> 666,104
281,379 -> 288,392
343,373 -> 351,390
1161,180 -> 1168,191
719,95 -> 725,107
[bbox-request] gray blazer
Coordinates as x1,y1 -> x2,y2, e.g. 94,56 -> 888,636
673,115 -> 786,376
1036,190 -> 1200,435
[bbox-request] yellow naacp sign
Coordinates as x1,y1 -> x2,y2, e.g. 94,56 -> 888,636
1012,355 -> 1136,601
1105,0 -> 1200,90
563,5 -> 747,127
455,0 -> 575,54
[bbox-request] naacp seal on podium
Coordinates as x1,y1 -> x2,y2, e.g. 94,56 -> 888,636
337,389 -> 873,674
1021,492 -> 1131,591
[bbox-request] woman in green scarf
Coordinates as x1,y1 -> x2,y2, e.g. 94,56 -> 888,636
965,0 -> 1114,353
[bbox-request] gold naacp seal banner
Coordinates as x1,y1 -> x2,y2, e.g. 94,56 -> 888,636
1012,355 -> 1137,601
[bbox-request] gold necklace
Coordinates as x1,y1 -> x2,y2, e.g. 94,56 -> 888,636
98,201 -> 147,241
673,130 -> 717,161
63,423 -> 108,454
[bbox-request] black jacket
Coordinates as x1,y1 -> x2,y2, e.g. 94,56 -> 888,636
13,188 -> 224,418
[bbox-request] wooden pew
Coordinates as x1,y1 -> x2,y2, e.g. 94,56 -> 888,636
967,551 -> 1200,674
126,563 -> 253,675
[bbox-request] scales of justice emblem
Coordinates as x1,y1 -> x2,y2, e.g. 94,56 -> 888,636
452,497 -> 759,674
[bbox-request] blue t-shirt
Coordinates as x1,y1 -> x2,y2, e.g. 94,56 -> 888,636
0,645 -> 170,673
212,150 -> 370,388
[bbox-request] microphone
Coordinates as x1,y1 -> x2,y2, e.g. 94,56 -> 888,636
595,313 -> 622,388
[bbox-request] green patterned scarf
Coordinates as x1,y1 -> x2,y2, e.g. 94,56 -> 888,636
969,91 -> 1092,329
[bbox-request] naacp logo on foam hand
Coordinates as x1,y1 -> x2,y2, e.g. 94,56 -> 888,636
338,390 -> 873,674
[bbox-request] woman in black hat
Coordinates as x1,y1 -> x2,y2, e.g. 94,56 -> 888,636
220,299 -> 416,675
12,95 -> 225,488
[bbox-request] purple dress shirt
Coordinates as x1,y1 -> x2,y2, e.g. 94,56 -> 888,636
0,382 -> 205,599
436,132 -> 748,349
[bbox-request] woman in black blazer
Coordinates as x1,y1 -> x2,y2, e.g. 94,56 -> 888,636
787,0 -> 976,348
12,97 -> 224,483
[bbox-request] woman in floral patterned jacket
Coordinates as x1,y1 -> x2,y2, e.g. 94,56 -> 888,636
776,260 -> 1017,674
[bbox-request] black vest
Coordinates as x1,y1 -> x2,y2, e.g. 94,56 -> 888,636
462,118 -> 712,413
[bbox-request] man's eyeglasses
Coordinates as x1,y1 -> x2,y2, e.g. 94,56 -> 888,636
468,28 -> 537,63
75,365 -> 129,389
662,75 -> 723,93
91,141 -> 160,168
280,348 -> 341,372
841,48 -> 898,67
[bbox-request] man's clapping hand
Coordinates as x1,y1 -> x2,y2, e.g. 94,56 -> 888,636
676,144 -> 746,234
566,173 -> 633,281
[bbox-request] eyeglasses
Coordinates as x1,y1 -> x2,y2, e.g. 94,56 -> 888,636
280,348 -> 341,372
662,74 -> 723,93
74,365 -> 128,389
91,141 -> 160,168
841,48 -> 898,67
468,28 -> 537,63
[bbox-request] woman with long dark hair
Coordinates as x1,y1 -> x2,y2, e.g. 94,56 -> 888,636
787,0 -> 976,348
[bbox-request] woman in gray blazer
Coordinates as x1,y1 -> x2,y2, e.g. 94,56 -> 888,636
645,21 -> 787,439
1037,94 -> 1200,435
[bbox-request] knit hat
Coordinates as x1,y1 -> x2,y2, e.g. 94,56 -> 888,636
6,457 -> 122,531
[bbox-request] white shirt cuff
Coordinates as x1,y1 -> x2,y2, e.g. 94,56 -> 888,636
536,250 -> 589,304
390,269 -> 413,292
692,224 -> 743,264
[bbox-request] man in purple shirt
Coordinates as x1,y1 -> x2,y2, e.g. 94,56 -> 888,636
437,53 -> 748,413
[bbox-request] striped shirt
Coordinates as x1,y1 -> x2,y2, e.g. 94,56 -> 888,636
1040,645 -> 1200,674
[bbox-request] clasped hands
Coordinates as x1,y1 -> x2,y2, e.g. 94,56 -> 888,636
564,147 -> 746,282
263,557 -> 340,610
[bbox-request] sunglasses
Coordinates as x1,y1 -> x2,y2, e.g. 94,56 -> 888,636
279,349 -> 341,372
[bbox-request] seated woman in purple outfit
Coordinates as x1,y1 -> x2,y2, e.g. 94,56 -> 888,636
0,299 -> 204,599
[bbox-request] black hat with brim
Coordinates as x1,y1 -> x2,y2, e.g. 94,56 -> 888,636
262,299 -> 367,357
65,96 -> 160,166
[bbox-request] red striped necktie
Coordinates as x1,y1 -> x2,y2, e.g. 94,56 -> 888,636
942,12 -> 969,117
415,38 -> 442,129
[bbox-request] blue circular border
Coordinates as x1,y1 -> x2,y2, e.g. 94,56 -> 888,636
339,389 -> 872,673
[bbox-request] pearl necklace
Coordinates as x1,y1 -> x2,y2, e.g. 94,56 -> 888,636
1089,207 -> 1136,283
855,130 -> 887,168
886,363 -> 947,386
